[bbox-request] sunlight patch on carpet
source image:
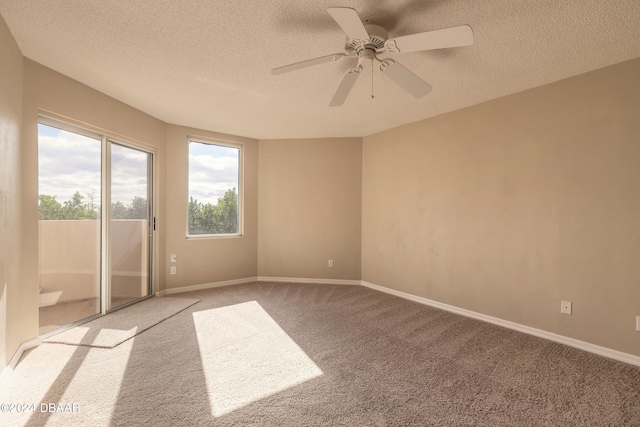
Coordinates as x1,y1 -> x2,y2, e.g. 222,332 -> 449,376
0,344 -> 77,415
193,301 -> 323,417
59,339 -> 135,424
0,339 -> 135,426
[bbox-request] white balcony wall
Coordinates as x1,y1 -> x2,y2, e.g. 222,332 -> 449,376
39,220 -> 147,306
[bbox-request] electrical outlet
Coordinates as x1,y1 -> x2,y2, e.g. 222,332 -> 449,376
328,260 -> 334,268
170,266 -> 176,275
636,316 -> 640,332
170,254 -> 177,263
561,300 -> 572,315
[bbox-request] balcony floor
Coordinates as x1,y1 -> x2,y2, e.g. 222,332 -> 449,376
39,297 -> 139,336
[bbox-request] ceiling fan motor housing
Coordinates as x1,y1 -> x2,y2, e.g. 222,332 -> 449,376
346,22 -> 388,53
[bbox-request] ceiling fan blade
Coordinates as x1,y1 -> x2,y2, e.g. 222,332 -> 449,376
326,7 -> 369,41
329,69 -> 361,107
272,53 -> 346,75
385,25 -> 474,53
379,60 -> 432,98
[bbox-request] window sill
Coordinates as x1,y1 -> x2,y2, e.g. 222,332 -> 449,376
185,234 -> 243,240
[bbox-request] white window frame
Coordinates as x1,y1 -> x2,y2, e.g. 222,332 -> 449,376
186,137 -> 243,239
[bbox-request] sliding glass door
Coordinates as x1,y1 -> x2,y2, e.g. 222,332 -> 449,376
38,122 -> 102,335
110,143 -> 152,310
38,118 -> 155,336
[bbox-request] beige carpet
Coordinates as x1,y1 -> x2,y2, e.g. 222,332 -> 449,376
43,297 -> 200,348
2,282 -> 640,426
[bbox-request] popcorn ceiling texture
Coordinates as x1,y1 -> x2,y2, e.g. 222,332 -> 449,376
0,0 -> 639,139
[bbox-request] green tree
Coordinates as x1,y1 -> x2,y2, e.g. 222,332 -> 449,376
127,196 -> 148,219
214,187 -> 238,234
85,190 -> 100,218
39,191 -> 149,221
111,197 -> 147,219
39,189 -> 235,229
188,188 -> 238,235
60,191 -> 97,220
38,194 -> 63,220
111,200 -> 128,219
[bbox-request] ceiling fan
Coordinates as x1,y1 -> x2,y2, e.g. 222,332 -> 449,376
272,7 -> 474,106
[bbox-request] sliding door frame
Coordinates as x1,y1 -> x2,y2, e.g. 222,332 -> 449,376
38,114 -> 157,326
104,137 -> 156,313
101,137 -> 112,313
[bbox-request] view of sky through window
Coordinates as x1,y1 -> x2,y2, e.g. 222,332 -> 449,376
39,123 -> 151,207
38,124 -> 241,229
38,123 -> 102,205
188,141 -> 239,205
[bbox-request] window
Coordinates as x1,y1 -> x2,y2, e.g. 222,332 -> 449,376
188,139 -> 241,236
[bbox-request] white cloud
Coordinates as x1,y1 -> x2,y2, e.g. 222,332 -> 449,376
111,144 -> 149,205
188,142 -> 239,205
38,125 -> 239,210
38,125 -> 150,209
38,129 -> 101,204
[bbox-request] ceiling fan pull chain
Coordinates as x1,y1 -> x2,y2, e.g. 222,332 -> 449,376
371,57 -> 375,99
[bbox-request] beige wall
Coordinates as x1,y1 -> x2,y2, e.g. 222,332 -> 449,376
258,138 -> 362,280
164,125 -> 258,289
362,58 -> 640,356
0,14 -> 25,367
22,60 -> 166,301
16,60 -> 167,358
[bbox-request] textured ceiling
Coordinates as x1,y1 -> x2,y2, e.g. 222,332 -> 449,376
1,0 -> 639,139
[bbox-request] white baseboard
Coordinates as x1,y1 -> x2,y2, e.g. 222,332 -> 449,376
155,276 -> 359,297
158,276 -> 258,296
361,280 -> 640,368
148,275 -> 640,367
0,337 -> 42,388
257,276 -> 360,285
